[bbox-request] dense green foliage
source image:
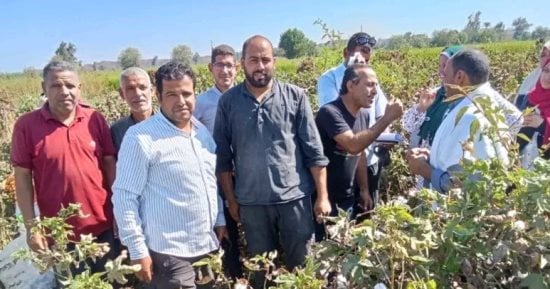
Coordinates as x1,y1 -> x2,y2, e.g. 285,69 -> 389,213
1,40 -> 548,288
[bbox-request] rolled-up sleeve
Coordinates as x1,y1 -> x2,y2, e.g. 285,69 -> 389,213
213,98 -> 234,174
296,90 -> 329,168
112,132 -> 150,260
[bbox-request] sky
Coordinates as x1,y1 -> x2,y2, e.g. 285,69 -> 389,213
0,0 -> 548,73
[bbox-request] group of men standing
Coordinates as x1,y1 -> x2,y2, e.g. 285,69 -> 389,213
11,31 -> 517,289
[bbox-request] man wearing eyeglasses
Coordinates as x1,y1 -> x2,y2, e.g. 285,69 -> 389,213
194,44 -> 238,133
193,44 -> 243,280
317,32 -> 389,211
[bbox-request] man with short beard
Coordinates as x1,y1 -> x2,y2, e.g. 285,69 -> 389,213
213,35 -> 331,287
111,67 -> 154,153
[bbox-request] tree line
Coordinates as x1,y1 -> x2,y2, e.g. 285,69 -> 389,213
43,11 -> 549,72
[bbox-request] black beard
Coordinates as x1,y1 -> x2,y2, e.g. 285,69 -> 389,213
245,70 -> 272,88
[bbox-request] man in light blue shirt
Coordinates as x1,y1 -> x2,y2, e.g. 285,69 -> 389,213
194,44 -> 238,134
192,45 -> 243,279
317,32 -> 389,206
113,62 -> 226,289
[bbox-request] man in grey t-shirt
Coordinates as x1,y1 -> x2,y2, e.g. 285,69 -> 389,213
111,67 -> 154,152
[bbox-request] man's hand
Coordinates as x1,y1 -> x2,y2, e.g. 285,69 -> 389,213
523,113 -> 544,128
26,231 -> 48,253
314,197 -> 332,223
358,189 -> 373,212
417,88 -> 436,112
214,226 -> 228,242
227,200 -> 240,222
406,149 -> 432,179
132,256 -> 153,283
384,98 -> 404,121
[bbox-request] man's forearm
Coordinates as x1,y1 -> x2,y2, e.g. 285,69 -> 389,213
352,116 -> 393,153
355,152 -> 369,191
14,167 -> 37,230
218,171 -> 237,204
309,166 -> 328,200
102,156 -> 116,189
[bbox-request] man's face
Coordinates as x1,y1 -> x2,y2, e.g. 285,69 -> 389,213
159,76 -> 195,127
348,45 -> 372,64
540,47 -> 550,68
350,68 -> 378,108
438,55 -> 449,80
242,39 -> 275,88
540,62 -> 550,89
42,70 -> 81,116
209,54 -> 237,92
442,58 -> 457,85
119,74 -> 153,114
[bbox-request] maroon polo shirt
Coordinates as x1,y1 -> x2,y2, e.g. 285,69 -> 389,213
11,103 -> 115,239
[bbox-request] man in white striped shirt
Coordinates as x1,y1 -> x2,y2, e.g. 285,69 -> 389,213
113,62 -> 226,289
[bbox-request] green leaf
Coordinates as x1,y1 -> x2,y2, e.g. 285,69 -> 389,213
520,273 -> 548,289
410,255 -> 431,263
454,106 -> 469,127
469,119 -> 480,140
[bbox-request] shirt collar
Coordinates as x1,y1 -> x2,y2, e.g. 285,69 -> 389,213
240,80 -> 280,102
156,109 -> 198,136
40,102 -> 87,122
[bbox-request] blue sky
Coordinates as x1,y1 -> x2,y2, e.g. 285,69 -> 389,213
0,0 -> 548,72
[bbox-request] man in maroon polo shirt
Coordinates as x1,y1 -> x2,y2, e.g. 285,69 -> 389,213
10,60 -> 119,283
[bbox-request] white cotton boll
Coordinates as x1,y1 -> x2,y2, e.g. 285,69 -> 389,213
513,220 -> 526,231
374,283 -> 388,289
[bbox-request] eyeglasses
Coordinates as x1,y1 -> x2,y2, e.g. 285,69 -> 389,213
213,62 -> 236,69
354,35 -> 377,48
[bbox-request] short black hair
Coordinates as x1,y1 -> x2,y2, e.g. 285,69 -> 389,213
346,32 -> 376,52
339,63 -> 370,95
43,60 -> 78,80
211,44 -> 235,64
449,48 -> 490,85
155,61 -> 196,95
241,35 -> 273,59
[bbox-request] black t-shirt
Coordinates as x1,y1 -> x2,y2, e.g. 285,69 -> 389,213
315,98 -> 370,202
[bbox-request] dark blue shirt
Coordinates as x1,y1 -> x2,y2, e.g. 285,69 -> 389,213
214,80 -> 329,205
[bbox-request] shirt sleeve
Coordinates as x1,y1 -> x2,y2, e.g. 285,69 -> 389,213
296,89 -> 329,168
112,131 -> 150,260
316,105 -> 352,139
317,72 -> 339,107
10,117 -> 33,169
95,112 -> 116,157
215,194 -> 226,227
213,96 -> 234,173
401,104 -> 426,134
430,167 -> 451,193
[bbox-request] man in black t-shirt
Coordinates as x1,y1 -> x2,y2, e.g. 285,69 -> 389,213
316,64 -> 403,221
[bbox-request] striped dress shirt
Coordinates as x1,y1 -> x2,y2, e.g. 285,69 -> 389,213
112,112 -> 225,260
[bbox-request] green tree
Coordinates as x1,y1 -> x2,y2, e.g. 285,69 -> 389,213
192,52 -> 200,64
531,26 -> 550,40
171,45 -> 193,65
512,17 -> 532,40
431,29 -> 466,47
151,56 -> 158,67
278,28 -> 317,59
52,41 -> 78,64
118,47 -> 141,69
